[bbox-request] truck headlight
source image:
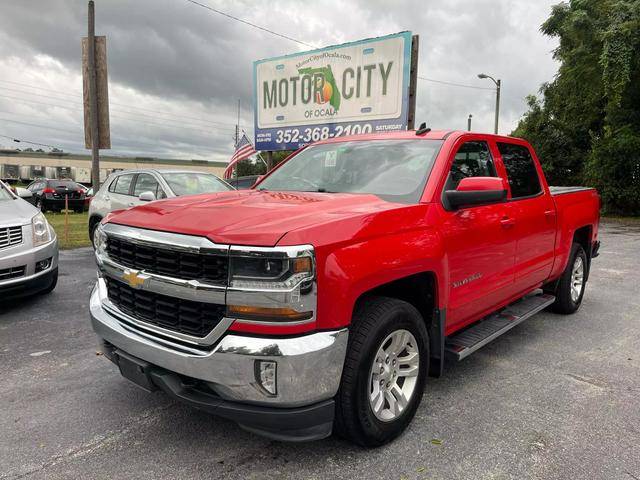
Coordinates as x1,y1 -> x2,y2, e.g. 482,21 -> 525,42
31,213 -> 52,247
229,246 -> 314,290
227,245 -> 316,325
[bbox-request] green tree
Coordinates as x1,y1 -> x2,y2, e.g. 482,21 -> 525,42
513,0 -> 640,214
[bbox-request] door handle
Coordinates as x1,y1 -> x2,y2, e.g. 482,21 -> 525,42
500,216 -> 516,228
104,196 -> 110,200
544,209 -> 556,218
127,202 -> 134,207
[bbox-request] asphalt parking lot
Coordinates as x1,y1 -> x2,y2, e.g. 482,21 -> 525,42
1,220 -> 639,480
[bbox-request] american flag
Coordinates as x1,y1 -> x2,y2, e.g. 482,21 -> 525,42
224,133 -> 256,179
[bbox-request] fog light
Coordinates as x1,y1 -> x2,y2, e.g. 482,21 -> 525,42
35,257 -> 52,273
255,360 -> 277,396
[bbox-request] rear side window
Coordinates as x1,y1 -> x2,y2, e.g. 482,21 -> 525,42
133,174 -> 161,197
498,143 -> 542,198
446,141 -> 497,190
111,174 -> 134,195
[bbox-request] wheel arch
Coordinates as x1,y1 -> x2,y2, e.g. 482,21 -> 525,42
573,225 -> 593,280
352,271 -> 445,378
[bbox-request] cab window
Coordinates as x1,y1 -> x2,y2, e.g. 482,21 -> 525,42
497,143 -> 542,198
445,141 -> 497,190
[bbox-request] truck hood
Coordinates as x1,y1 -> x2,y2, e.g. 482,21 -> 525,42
107,190 -> 404,246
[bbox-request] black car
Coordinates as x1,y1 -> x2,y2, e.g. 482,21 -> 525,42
227,175 -> 261,190
26,179 -> 88,213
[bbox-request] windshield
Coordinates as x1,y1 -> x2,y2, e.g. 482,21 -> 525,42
257,139 -> 443,204
162,172 -> 233,196
0,183 -> 13,201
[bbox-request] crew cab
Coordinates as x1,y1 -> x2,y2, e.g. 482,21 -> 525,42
89,130 -> 600,446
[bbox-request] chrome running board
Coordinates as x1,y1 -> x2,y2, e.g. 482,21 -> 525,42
445,293 -> 555,360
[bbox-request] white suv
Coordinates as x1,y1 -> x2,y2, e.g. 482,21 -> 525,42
88,169 -> 233,244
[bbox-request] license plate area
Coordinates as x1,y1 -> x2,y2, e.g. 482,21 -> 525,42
115,350 -> 157,392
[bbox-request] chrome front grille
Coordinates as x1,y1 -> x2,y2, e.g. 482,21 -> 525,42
0,226 -> 22,249
98,223 -> 231,342
106,236 -> 229,286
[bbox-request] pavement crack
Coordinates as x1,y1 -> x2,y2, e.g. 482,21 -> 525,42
565,372 -> 606,390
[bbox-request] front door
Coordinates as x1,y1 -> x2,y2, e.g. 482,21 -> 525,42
440,140 -> 517,332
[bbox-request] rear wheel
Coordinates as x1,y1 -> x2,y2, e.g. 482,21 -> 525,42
550,243 -> 588,314
334,297 -> 429,447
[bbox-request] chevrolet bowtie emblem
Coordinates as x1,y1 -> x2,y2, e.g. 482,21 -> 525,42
122,269 -> 147,289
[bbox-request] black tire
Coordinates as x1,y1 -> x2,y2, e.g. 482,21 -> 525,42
35,197 -> 46,212
334,296 -> 429,447
89,217 -> 101,248
40,268 -> 58,295
550,243 -> 588,314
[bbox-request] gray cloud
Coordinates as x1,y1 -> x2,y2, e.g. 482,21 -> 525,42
0,0 -> 560,162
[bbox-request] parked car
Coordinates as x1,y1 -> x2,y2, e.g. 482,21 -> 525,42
88,169 -> 233,245
25,179 -> 88,213
89,130 -> 600,446
0,180 -> 58,300
227,175 -> 261,189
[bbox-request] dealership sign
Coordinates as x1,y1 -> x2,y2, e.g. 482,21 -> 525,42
253,32 -> 412,151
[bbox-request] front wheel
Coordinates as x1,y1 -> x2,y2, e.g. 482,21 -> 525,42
334,297 -> 429,447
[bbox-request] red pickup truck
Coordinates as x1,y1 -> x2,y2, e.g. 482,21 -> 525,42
90,130 -> 600,446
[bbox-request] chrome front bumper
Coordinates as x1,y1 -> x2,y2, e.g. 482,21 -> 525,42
90,281 -> 348,407
0,236 -> 58,287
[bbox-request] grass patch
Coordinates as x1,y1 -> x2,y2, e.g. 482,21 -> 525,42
45,211 -> 91,249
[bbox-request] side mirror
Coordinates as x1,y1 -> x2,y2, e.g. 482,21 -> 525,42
445,177 -> 506,210
252,175 -> 265,188
138,191 -> 156,202
15,187 -> 33,199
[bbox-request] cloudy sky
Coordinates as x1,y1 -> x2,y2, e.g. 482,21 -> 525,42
0,0 -> 560,163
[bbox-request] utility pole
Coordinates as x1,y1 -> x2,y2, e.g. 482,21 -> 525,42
87,0 -> 100,189
494,80 -> 501,134
477,73 -> 501,134
234,99 -> 240,179
467,114 -> 473,131
407,35 -> 419,130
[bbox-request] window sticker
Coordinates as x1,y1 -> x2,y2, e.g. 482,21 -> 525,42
324,150 -> 337,167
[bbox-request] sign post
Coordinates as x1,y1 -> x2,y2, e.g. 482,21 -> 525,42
82,0 -> 110,190
253,32 -> 414,152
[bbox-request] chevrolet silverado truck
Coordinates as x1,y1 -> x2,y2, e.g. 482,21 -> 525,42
90,130 -> 600,446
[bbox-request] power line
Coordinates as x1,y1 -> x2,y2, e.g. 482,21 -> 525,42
0,82 -> 245,129
0,94 -> 242,135
184,0 -> 315,48
0,133 -> 60,150
418,76 -> 495,91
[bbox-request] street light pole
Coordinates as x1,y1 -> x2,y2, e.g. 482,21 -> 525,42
478,73 -> 501,134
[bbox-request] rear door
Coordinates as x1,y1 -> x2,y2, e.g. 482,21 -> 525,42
108,173 -> 136,210
497,141 -> 556,290
440,139 -> 518,330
